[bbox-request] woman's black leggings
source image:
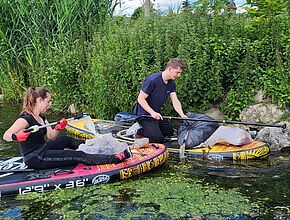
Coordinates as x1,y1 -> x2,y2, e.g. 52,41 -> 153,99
25,135 -> 121,169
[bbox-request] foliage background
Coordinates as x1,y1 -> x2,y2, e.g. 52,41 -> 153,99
0,0 -> 289,119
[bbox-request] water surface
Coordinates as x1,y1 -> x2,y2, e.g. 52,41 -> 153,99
0,103 -> 289,219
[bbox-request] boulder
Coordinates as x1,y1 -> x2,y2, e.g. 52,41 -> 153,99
256,122 -> 290,151
240,103 -> 284,124
205,107 -> 225,120
253,90 -> 271,103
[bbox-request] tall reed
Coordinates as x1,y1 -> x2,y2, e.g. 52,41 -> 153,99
0,0 -> 114,105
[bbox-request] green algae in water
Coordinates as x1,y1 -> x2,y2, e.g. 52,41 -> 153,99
16,175 -> 252,219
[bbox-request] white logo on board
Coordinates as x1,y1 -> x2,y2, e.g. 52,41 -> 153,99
92,175 -> 110,185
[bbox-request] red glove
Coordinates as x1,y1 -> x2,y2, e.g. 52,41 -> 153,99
55,118 -> 68,131
12,129 -> 31,142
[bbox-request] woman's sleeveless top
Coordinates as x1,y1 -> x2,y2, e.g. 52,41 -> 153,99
18,112 -> 47,157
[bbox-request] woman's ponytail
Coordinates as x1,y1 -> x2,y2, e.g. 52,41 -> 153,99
22,87 -> 49,113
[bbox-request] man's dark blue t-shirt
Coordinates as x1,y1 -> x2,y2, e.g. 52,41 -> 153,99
133,72 -> 176,116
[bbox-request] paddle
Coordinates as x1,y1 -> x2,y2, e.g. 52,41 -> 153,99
0,168 -> 35,173
115,112 -> 286,129
24,113 -> 84,133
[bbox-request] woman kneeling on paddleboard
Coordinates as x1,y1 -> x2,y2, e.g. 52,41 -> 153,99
3,87 -> 131,169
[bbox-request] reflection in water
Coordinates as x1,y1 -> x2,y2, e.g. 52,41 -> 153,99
170,153 -> 290,219
0,104 -> 22,158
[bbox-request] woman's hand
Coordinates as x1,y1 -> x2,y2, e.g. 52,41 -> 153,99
55,118 -> 68,131
12,129 -> 31,142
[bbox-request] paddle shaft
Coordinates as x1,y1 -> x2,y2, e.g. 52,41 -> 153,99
141,115 -> 286,129
0,169 -> 35,173
24,113 -> 84,132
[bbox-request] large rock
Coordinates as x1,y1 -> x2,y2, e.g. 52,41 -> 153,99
256,122 -> 290,151
204,107 -> 225,120
253,90 -> 271,103
240,103 -> 284,124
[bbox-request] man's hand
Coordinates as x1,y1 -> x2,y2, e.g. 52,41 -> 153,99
180,114 -> 188,118
151,112 -> 163,120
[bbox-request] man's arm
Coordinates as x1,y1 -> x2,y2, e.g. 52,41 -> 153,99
137,90 -> 163,120
170,92 -> 187,118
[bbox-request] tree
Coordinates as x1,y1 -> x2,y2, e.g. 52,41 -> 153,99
131,6 -> 143,19
144,0 -> 156,17
182,0 -> 190,8
224,0 -> 237,13
144,0 -> 151,17
246,0 -> 288,16
192,0 -> 228,15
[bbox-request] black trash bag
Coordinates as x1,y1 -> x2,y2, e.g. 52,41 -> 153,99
177,112 -> 219,149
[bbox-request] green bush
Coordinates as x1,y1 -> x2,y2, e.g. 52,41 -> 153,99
0,0 -> 289,120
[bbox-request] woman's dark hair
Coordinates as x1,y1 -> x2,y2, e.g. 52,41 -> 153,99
22,87 -> 50,113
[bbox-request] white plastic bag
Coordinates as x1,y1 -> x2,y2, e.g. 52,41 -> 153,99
83,115 -> 97,136
134,137 -> 149,148
77,133 -> 128,155
203,126 -> 253,147
126,122 -> 142,136
105,133 -> 129,154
